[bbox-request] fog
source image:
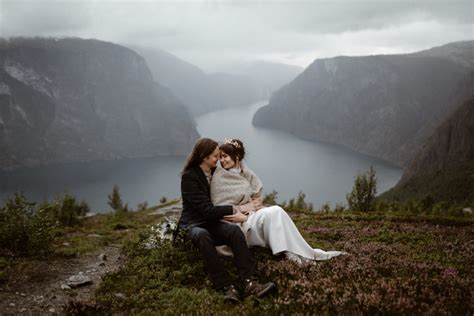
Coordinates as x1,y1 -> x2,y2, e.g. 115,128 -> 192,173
1,0 -> 472,71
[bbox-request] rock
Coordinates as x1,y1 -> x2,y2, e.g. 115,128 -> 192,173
49,308 -> 56,313
88,233 -> 102,238
98,262 -> 106,267
9,302 -> 15,307
20,292 -> 26,297
62,242 -> 70,246
98,253 -> 107,261
66,275 -> 93,288
19,308 -> 27,312
148,207 -> 182,216
114,293 -> 126,299
463,207 -> 473,214
61,284 -> 72,291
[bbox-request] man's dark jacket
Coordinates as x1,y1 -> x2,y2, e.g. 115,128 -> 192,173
178,166 -> 233,228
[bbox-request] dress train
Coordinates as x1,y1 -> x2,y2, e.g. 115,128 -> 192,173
245,205 -> 345,261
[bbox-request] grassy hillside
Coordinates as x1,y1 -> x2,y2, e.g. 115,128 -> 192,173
77,207 -> 473,314
1,193 -> 473,314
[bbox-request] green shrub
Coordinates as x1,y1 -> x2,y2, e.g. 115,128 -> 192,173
0,193 -> 56,256
40,193 -> 90,226
347,166 -> 377,212
159,196 -> 167,204
108,185 -> 129,214
262,190 -> 278,205
333,202 -> 346,213
281,191 -> 313,213
319,202 -> 332,213
136,201 -> 148,212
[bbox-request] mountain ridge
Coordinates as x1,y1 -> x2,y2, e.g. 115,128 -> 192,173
0,37 -> 199,171
252,40 -> 474,167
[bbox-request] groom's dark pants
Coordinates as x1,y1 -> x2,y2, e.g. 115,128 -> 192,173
188,221 -> 256,290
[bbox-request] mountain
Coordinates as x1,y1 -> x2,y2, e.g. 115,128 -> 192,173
380,86 -> 474,204
130,46 -> 302,116
222,61 -> 303,99
0,37 -> 199,171
252,41 -> 474,167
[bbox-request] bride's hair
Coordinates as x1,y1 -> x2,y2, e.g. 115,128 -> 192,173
220,138 -> 245,163
181,138 -> 219,174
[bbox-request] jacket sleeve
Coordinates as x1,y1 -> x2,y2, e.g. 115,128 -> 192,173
181,171 -> 233,221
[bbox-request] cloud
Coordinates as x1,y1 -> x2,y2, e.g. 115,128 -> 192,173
0,0 -> 91,36
0,0 -> 472,71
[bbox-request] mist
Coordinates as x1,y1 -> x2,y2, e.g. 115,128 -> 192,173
1,0 -> 472,72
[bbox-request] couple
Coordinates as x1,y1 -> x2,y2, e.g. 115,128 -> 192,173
177,138 -> 345,303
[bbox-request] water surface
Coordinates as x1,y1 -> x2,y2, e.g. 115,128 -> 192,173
0,101 -> 402,211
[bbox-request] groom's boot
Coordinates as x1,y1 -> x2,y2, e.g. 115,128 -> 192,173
243,278 -> 277,298
222,285 -> 240,304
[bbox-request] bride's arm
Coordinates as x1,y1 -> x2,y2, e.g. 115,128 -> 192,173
240,163 -> 263,196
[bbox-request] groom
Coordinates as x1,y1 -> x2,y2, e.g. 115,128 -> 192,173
177,138 -> 276,303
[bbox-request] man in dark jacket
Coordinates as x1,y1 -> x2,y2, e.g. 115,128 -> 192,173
178,138 -> 276,303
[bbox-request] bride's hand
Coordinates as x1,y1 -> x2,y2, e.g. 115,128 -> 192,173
223,210 -> 247,223
252,196 -> 263,210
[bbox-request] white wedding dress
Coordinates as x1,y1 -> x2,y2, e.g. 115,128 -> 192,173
244,205 -> 344,262
210,162 -> 345,262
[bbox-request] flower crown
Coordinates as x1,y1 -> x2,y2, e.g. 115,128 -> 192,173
223,138 -> 241,149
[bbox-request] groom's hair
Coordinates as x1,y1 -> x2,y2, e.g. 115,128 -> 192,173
220,138 -> 245,163
181,138 -> 219,174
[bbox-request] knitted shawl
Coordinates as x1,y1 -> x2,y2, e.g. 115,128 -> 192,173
210,162 -> 263,206
211,162 -> 263,256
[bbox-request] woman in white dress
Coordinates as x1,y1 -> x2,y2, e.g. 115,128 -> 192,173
210,138 -> 346,263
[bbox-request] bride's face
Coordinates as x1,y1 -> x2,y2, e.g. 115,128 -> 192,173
220,150 -> 236,170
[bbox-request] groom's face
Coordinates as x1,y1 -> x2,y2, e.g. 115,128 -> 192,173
202,146 -> 220,169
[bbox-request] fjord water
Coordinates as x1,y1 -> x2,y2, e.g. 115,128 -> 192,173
196,101 -> 402,207
0,101 -> 402,212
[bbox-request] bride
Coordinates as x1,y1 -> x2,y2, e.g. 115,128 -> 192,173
210,138 -> 346,263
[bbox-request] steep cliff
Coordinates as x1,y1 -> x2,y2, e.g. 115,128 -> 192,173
0,37 -> 199,170
253,41 -> 473,167
381,91 -> 474,204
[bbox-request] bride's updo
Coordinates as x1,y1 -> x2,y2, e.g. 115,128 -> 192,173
220,138 -> 245,162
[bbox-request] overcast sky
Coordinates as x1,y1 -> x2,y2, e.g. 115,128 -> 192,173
0,0 -> 472,72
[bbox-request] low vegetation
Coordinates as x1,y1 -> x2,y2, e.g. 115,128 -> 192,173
86,199 -> 473,314
0,172 -> 472,314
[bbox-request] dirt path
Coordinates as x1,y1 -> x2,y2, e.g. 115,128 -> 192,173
0,245 -> 124,315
